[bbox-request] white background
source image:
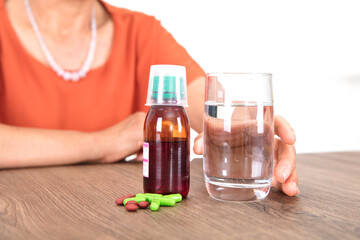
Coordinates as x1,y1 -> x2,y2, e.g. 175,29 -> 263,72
105,0 -> 360,154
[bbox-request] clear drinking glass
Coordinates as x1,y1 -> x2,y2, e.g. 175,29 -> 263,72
203,73 -> 274,201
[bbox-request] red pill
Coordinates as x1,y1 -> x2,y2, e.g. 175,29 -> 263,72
125,200 -> 138,206
125,204 -> 138,212
115,197 -> 126,205
115,194 -> 136,205
138,201 -> 150,209
125,193 -> 136,198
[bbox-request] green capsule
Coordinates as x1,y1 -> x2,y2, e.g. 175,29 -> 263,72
145,193 -> 163,197
150,198 -> 160,211
159,198 -> 176,206
123,197 -> 146,205
163,194 -> 182,203
148,197 -> 175,207
136,193 -> 154,201
135,193 -> 147,198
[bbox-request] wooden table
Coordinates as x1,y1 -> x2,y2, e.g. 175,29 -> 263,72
1,152 -> 359,239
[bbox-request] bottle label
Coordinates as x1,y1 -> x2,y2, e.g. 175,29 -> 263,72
143,142 -> 149,178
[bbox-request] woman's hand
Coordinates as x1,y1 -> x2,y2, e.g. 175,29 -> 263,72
93,112 -> 146,163
193,115 -> 299,196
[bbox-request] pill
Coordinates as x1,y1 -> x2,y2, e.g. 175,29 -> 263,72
150,198 -> 160,211
123,197 -> 146,205
136,193 -> 146,198
137,194 -> 157,202
125,200 -> 137,206
148,197 -> 175,207
145,193 -> 163,197
125,193 -> 136,198
135,193 -> 150,201
163,194 -> 182,203
159,198 -> 175,206
125,203 -> 138,212
115,197 -> 126,205
115,193 -> 136,205
138,201 -> 150,209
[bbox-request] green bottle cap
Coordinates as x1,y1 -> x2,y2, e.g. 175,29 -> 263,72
146,65 -> 188,106
151,76 -> 185,100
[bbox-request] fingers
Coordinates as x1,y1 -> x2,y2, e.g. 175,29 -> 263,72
283,170 -> 299,196
193,133 -> 203,155
274,115 -> 296,145
272,138 -> 299,196
272,170 -> 299,196
274,139 -> 296,184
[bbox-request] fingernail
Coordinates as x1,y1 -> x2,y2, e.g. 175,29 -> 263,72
296,187 -> 300,195
282,168 -> 290,182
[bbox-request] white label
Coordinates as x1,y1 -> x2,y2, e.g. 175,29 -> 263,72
143,142 -> 149,178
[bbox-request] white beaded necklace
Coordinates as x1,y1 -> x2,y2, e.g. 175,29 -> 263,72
24,0 -> 97,82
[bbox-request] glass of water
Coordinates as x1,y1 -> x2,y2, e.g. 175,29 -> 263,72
203,73 -> 274,201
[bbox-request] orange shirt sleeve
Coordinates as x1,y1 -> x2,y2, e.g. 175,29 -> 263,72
133,15 -> 205,112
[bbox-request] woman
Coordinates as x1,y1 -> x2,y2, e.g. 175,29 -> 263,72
0,0 -> 298,196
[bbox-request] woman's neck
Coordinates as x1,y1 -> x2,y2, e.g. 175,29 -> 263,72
24,0 -> 108,39
5,0 -> 114,71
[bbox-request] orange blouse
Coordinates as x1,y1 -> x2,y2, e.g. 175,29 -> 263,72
0,1 -> 204,131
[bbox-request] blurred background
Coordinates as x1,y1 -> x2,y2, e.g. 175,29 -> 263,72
106,0 -> 360,154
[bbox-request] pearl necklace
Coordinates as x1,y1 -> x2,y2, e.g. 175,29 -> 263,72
24,0 -> 97,82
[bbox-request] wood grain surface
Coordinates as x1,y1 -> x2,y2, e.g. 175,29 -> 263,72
0,152 -> 359,240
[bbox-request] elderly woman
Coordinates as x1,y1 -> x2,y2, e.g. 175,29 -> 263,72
0,0 -> 298,196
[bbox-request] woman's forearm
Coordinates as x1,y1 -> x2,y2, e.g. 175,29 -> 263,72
0,112 -> 146,169
0,124 -> 99,169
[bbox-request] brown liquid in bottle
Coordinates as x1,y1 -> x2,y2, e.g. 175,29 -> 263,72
143,105 -> 190,197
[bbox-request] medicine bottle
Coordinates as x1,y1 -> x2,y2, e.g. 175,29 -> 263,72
143,65 -> 190,198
